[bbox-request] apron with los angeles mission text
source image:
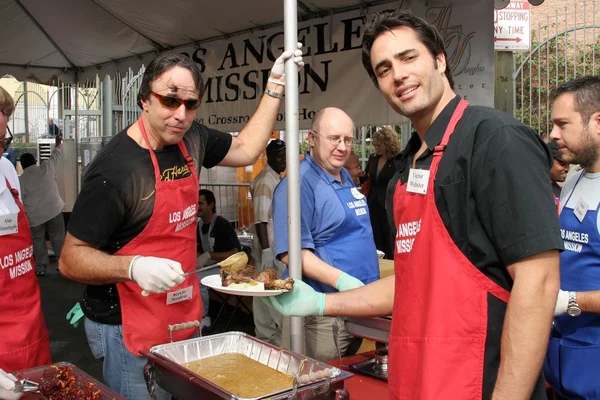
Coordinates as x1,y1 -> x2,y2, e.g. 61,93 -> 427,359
389,99 -> 510,399
115,118 -> 202,355
0,179 -> 52,371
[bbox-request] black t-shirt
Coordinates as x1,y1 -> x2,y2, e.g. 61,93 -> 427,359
68,121 -> 232,324
386,96 -> 563,399
197,215 -> 241,253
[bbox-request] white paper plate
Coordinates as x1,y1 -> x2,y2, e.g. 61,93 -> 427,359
200,274 -> 289,297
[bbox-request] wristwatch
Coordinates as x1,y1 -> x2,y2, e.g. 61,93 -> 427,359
567,291 -> 582,317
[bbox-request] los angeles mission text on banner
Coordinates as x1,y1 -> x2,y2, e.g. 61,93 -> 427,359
1,245 -> 34,280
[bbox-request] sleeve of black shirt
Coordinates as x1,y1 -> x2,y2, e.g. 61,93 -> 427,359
67,173 -> 126,247
471,123 -> 563,266
202,127 -> 232,169
212,217 -> 241,252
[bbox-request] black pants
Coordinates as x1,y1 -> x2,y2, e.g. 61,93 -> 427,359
369,201 -> 393,260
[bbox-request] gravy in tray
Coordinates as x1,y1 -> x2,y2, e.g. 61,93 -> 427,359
183,353 -> 294,398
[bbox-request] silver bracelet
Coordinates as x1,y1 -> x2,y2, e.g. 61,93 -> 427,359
128,255 -> 142,281
264,89 -> 284,99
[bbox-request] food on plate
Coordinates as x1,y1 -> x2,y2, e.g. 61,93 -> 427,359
183,353 -> 293,397
33,365 -> 109,400
220,265 -> 294,291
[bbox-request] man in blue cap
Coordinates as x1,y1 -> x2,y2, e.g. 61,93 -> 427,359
250,139 -> 287,345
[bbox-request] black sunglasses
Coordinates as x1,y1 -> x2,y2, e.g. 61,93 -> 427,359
2,125 -> 13,149
151,91 -> 201,111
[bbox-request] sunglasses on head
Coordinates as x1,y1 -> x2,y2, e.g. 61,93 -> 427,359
151,91 -> 201,111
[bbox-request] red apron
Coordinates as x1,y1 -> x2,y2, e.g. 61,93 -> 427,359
0,179 -> 52,371
389,99 -> 511,399
115,118 -> 202,355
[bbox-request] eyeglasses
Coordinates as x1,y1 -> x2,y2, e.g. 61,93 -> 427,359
311,130 -> 354,147
151,91 -> 201,111
1,125 -> 13,149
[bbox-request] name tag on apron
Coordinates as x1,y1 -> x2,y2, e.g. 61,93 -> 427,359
166,286 -> 193,305
0,212 -> 18,236
574,197 -> 589,223
407,169 -> 430,195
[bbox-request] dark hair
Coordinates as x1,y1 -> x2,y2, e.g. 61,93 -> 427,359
361,9 -> 454,90
137,53 -> 204,109
199,189 -> 216,213
550,76 -> 600,124
20,153 -> 36,169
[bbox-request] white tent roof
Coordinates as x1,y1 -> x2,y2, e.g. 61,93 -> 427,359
1,0 -> 400,83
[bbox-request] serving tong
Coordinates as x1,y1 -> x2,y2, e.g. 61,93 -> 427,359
13,378 -> 40,393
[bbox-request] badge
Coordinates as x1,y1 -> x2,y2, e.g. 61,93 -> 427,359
351,187 -> 365,199
0,212 -> 18,236
166,286 -> 193,305
406,169 -> 430,195
574,197 -> 589,223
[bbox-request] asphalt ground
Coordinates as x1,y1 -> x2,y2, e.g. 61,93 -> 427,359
37,257 -> 255,383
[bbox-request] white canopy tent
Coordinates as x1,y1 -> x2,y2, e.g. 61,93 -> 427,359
2,0 -> 408,353
0,0 -> 401,83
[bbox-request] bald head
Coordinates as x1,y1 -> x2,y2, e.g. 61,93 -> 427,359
311,107 -> 355,133
309,107 -> 355,180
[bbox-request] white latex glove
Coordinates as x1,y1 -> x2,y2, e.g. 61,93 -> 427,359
129,256 -> 185,294
0,369 -> 22,400
269,42 -> 304,85
197,252 -> 211,269
259,247 -> 275,270
554,289 -> 569,316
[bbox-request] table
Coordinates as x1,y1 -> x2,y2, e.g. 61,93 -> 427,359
327,351 -> 389,400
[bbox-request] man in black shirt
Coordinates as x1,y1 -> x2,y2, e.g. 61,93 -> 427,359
264,10 -> 562,400
546,141 -> 569,199
196,189 -> 241,330
59,48 -> 303,400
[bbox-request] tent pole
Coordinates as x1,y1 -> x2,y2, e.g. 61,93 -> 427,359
284,0 -> 305,355
74,74 -> 80,197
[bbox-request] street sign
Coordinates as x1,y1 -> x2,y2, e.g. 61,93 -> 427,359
494,0 -> 531,51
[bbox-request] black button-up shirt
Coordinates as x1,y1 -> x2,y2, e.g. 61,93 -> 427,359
386,95 -> 563,399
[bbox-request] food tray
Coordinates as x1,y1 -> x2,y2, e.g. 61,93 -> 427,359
14,362 -> 125,400
146,331 -> 353,399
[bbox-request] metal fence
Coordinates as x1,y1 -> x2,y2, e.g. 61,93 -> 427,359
199,183 -> 254,230
514,0 -> 600,139
9,78 -> 102,144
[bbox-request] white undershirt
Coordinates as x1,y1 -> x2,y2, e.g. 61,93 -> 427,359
560,169 -> 600,235
0,156 -> 20,215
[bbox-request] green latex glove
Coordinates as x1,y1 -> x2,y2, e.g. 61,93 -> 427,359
262,280 -> 326,317
66,302 -> 85,328
335,272 -> 364,291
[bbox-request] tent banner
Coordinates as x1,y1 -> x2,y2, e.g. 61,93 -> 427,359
180,0 -> 493,132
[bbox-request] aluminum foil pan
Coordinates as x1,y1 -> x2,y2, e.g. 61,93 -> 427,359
146,331 -> 353,400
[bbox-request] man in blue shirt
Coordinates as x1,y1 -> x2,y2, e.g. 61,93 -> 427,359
272,107 -> 380,361
544,76 -> 600,399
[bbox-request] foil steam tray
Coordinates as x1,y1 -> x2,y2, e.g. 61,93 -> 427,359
146,331 -> 353,400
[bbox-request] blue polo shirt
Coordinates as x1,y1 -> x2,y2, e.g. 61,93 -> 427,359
274,152 -> 355,256
273,152 -> 379,292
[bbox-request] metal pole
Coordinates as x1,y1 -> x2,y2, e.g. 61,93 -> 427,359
284,0 -> 305,355
74,77 -> 80,196
23,81 -> 29,142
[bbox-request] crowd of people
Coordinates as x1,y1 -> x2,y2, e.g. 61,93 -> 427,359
1,8 -> 600,400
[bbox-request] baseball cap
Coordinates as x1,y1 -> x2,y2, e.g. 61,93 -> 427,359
546,141 -> 563,161
267,139 -> 286,153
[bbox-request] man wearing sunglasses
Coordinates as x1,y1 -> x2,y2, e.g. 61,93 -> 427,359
59,47 -> 303,400
272,107 -> 380,362
0,86 -> 52,375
